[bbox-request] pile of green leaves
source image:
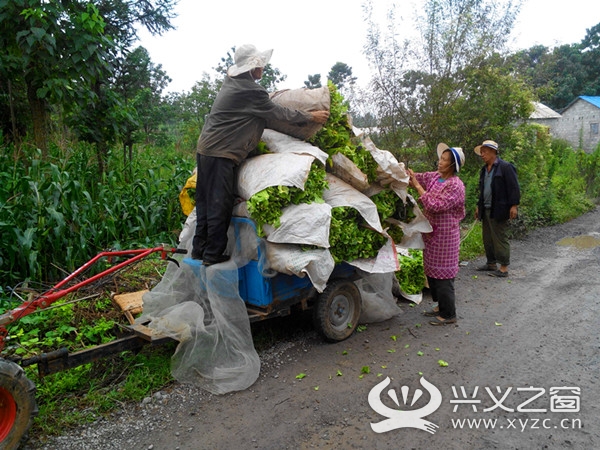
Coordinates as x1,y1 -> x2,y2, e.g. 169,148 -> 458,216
369,189 -> 418,245
369,187 -> 417,222
396,249 -> 425,295
309,82 -> 378,182
387,224 -> 404,244
247,161 -> 328,236
329,207 -> 387,264
246,85 -> 390,261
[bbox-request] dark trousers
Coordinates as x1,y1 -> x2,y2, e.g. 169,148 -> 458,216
427,276 -> 456,319
482,208 -> 510,266
192,154 -> 236,260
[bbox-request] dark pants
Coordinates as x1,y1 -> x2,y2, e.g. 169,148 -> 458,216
427,276 -> 456,319
192,154 -> 236,260
482,208 -> 510,266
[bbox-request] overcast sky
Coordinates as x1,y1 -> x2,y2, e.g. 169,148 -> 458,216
137,0 -> 600,94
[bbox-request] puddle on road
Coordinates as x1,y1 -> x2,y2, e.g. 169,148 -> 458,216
557,234 -> 600,250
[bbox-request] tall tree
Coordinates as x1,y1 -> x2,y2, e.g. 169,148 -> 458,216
362,0 -> 531,153
507,22 -> 600,111
168,74 -> 220,150
580,23 -> 600,96
0,0 -> 176,164
113,45 -> 171,164
0,1 -> 113,155
328,62 -> 356,91
68,0 -> 176,172
304,74 -> 322,89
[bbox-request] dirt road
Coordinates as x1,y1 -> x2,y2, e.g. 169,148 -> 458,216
34,207 -> 600,450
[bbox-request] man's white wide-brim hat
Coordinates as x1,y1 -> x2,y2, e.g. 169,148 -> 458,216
228,44 -> 273,77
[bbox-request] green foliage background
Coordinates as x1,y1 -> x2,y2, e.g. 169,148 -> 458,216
0,140 -> 192,286
445,123 -> 599,235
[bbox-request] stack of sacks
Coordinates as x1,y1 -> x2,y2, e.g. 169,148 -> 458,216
230,84 -> 431,291
173,83 -> 430,292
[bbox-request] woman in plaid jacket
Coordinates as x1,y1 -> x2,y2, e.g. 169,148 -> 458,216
408,143 -> 466,326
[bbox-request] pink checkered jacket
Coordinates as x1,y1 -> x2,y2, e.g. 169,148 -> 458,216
414,172 -> 466,279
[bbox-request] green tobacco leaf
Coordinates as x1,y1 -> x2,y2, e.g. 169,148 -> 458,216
247,161 -> 327,236
396,249 -> 425,295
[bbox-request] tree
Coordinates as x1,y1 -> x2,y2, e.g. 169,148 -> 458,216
507,22 -> 600,111
304,74 -> 322,89
113,46 -> 172,165
362,0 -> 531,154
68,0 -> 176,172
0,0 -> 177,164
168,74 -> 220,150
328,62 -> 356,91
508,45 -> 558,105
0,1 -> 113,155
580,22 -> 600,96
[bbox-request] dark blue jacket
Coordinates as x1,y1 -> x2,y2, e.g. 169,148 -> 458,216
477,157 -> 520,221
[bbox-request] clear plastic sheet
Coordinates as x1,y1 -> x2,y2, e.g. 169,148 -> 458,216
139,219 -> 261,395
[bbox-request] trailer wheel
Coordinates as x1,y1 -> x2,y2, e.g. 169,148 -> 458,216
313,279 -> 361,342
0,359 -> 37,449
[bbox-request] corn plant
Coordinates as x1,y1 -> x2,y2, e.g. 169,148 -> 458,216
0,142 -> 192,287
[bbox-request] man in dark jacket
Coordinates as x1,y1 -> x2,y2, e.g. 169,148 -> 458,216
192,44 -> 329,265
473,140 -> 520,277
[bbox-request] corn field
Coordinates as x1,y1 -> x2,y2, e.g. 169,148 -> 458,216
0,142 -> 193,286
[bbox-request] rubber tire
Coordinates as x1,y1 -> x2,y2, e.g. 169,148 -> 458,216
313,279 -> 362,342
0,358 -> 38,450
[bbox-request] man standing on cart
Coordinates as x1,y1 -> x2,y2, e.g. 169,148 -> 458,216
192,44 -> 329,265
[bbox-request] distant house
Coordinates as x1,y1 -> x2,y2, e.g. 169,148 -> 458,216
552,96 -> 600,153
528,102 -> 561,127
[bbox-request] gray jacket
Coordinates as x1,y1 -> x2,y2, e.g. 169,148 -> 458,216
197,73 -> 311,164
